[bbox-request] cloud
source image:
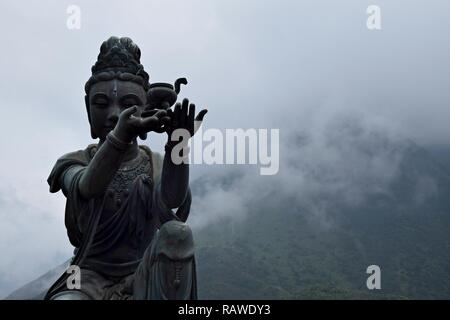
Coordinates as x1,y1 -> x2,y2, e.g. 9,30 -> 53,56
1,0 -> 450,297
189,104 -> 407,231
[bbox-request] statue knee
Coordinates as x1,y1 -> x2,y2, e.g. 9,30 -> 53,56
156,220 -> 195,260
49,290 -> 91,300
150,220 -> 196,299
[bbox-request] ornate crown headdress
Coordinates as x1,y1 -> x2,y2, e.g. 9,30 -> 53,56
84,36 -> 150,94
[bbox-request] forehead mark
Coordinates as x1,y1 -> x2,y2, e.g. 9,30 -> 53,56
112,79 -> 118,97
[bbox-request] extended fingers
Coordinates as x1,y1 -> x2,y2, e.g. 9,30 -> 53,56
140,109 -> 166,126
161,116 -> 172,126
188,103 -> 195,124
180,98 -> 189,125
141,114 -> 161,129
173,102 -> 181,126
141,109 -> 158,118
153,109 -> 167,119
195,109 -> 208,122
121,105 -> 138,118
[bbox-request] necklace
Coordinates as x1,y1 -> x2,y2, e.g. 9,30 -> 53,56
106,149 -> 151,208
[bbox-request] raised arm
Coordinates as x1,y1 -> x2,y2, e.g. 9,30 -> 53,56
78,106 -> 167,199
160,147 -> 190,208
159,98 -> 207,209
77,133 -> 131,199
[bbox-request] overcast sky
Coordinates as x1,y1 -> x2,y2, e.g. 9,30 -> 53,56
1,0 -> 450,297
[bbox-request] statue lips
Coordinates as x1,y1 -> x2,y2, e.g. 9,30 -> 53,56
102,126 -> 116,137
104,124 -> 117,132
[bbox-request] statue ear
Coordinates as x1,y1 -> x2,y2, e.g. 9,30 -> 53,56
85,95 -> 98,139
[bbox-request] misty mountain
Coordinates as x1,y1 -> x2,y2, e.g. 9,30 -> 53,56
193,125 -> 450,299
6,121 -> 450,299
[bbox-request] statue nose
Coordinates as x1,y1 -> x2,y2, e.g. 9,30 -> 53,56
108,105 -> 121,122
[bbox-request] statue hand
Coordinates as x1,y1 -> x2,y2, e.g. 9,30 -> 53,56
112,106 -> 167,143
164,98 -> 208,140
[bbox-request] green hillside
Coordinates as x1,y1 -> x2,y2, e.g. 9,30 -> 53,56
194,142 -> 450,299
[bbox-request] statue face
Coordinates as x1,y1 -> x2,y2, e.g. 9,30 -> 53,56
87,79 -> 146,140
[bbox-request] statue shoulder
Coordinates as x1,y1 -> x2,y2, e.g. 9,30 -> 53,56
54,144 -> 98,172
48,144 -> 97,193
55,144 -> 97,163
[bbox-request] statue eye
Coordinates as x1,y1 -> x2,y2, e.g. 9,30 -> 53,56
93,99 -> 109,107
122,99 -> 138,107
121,95 -> 142,108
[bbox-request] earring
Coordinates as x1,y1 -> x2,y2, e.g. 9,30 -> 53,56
90,127 -> 98,139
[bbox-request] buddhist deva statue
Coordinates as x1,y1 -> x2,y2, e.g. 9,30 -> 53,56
45,36 -> 207,300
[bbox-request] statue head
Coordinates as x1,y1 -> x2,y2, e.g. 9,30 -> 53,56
85,36 -> 150,140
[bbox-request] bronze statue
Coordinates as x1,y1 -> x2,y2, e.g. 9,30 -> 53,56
45,36 -> 207,300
